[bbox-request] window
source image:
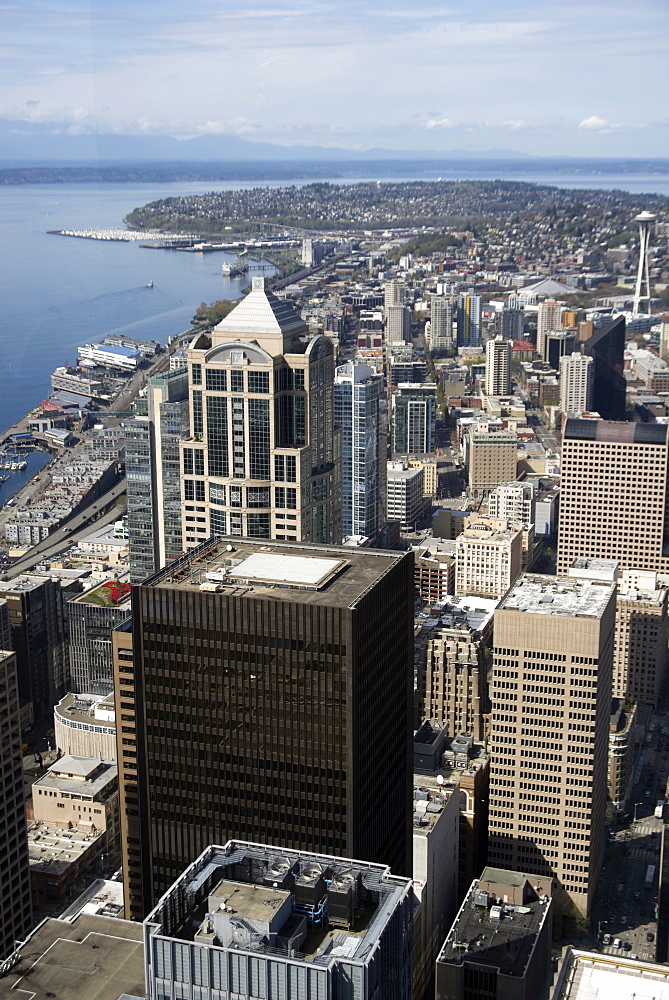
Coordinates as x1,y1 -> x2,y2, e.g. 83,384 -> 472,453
192,389 -> 203,434
184,479 -> 205,502
248,487 -> 270,507
248,370 -> 269,393
206,395 -> 228,477
210,483 -> 226,505
182,448 -> 204,476
191,363 -> 202,385
248,398 -> 270,479
211,510 -> 227,535
248,512 -> 271,538
231,369 -> 244,392
205,368 -> 227,391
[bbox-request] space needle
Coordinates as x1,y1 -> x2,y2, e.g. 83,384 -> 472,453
632,210 -> 656,315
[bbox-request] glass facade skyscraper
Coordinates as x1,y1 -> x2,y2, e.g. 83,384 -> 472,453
334,362 -> 385,541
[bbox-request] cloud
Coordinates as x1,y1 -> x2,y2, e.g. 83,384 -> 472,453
578,115 -> 617,131
425,117 -> 455,129
503,119 -> 534,131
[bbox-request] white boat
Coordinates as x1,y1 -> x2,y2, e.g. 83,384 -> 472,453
147,280 -> 154,288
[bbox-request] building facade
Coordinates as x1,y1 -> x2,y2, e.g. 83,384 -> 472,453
68,580 -> 131,696
118,539 -> 414,918
0,650 -> 32,961
334,362 -> 385,542
392,387 -> 436,456
467,428 -> 517,500
487,481 -> 535,525
559,351 -> 594,416
429,297 -> 454,354
386,462 -> 424,529
456,293 -> 482,348
487,574 -> 616,917
455,522 -> 522,599
179,278 -> 341,548
613,570 -> 669,706
557,419 -> 669,575
484,336 -> 512,397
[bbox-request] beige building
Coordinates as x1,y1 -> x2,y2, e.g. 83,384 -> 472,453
536,298 -> 565,355
418,597 -> 497,740
54,691 -> 117,760
180,277 -> 341,549
613,570 -> 669,706
557,419 -> 669,575
387,461 -> 424,528
488,574 -> 616,918
406,456 -> 438,498
467,427 -> 517,500
455,520 -> 522,598
608,699 -> 637,814
32,755 -> 119,846
484,335 -> 512,396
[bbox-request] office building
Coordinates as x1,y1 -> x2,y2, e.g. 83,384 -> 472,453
613,570 -> 668,706
467,428 -> 517,500
543,330 -> 575,370
414,545 -> 455,604
583,315 -> 626,420
498,307 -> 525,340
125,367 -> 190,583
0,574 -> 72,719
334,362 -> 385,542
384,279 -> 405,309
54,691 -> 117,760
386,303 -> 411,344
536,299 -> 564,355
559,352 -> 593,415
456,292 -> 482,348
0,598 -> 11,652
179,277 -> 341,548
0,650 -> 32,962
557,419 -> 669,575
485,336 -> 512,396
430,297 -> 454,354
455,522 -> 522,599
418,597 -> 497,741
488,574 -> 616,917
412,783 -> 460,1000
144,841 -> 414,1000
608,699 -> 637,814
553,948 -> 669,1000
67,579 -> 131,696
436,868 -> 554,1000
32,754 -> 119,847
488,481 -> 535,525
386,462 -> 424,529
118,538 -> 413,917
392,387 -> 436,455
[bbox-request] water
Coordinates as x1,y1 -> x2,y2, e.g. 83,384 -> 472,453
0,451 -> 51,508
1,169 -> 668,440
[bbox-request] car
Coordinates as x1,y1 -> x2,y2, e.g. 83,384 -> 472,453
602,934 -> 611,945
623,942 -> 633,951
647,932 -> 655,942
613,938 -> 623,949
634,892 -> 641,900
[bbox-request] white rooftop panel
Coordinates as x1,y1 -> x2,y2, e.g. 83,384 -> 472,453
228,552 -> 343,587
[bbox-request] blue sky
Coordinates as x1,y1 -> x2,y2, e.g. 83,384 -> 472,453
2,0 -> 669,156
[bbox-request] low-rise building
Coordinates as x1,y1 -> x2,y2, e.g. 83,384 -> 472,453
455,521 -> 522,598
32,754 -> 119,846
54,692 -> 117,761
436,868 -> 554,1000
387,461 -> 425,529
78,343 -> 141,372
551,948 -> 669,1000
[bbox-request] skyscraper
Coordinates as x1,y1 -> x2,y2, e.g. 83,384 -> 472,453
536,299 -> 564,356
391,387 -> 436,455
118,537 -> 414,917
334,361 -> 385,541
487,574 -> 615,917
0,650 -> 32,960
125,367 -> 190,583
583,316 -> 626,420
467,428 -> 517,500
179,278 -> 341,548
484,336 -> 512,396
456,292 -> 482,348
559,352 -> 593,415
557,418 -> 669,575
386,304 -> 411,345
429,297 -> 454,354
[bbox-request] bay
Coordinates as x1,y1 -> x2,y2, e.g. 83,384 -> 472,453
1,169 -> 668,437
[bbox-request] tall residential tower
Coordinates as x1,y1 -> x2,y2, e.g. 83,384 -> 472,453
334,362 -> 385,542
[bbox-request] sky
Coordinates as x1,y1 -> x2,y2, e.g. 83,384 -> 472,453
2,0 -> 669,157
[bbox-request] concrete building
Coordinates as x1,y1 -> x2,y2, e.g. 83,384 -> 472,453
557,418 -> 669,575
455,522 -> 522,599
406,455 -> 438,498
386,303 -> 411,344
418,597 -> 497,741
488,574 -> 616,917
608,699 -> 637,815
498,307 -> 525,340
387,462 -> 424,529
414,547 -> 455,604
0,598 -> 11,652
467,428 -> 517,500
412,782 -> 460,1000
487,480 -> 535,525
116,538 -> 414,918
484,336 -> 512,397
0,650 -> 32,962
414,726 -> 490,899
436,868 -> 554,1000
392,387 -> 436,455
32,755 -> 119,846
125,367 -> 190,583
551,948 -> 669,1000
536,299 -> 564,355
430,297 -> 454,353
334,362 -> 385,543
68,579 -> 131,696
559,352 -> 594,415
54,692 -> 117,760
456,292 -> 482,348
613,569 -> 669,706
144,841 -> 415,1000
180,277 -> 341,549
384,278 -> 405,309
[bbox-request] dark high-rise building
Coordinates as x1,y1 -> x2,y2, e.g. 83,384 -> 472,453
117,538 -> 414,919
583,315 -> 626,420
0,650 -> 32,960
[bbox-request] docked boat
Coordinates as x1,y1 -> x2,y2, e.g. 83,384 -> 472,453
221,255 -> 249,277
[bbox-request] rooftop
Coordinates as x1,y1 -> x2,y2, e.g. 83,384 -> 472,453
429,595 -> 498,634
81,343 -> 141,358
5,913 -> 144,1000
72,578 -> 131,608
438,871 -> 551,978
143,538 -> 409,610
34,756 -> 117,798
552,947 -> 669,1000
500,574 -> 614,619
214,276 -> 306,340
55,692 -> 116,729
27,822 -> 105,873
563,417 -> 668,445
